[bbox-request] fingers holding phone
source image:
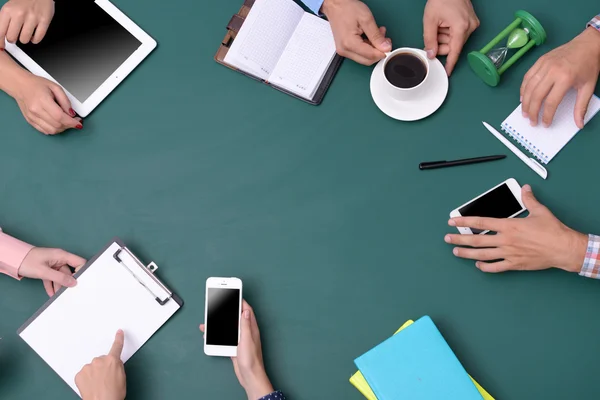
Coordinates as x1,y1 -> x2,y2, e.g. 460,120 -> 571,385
200,298 -> 274,400
446,183 -> 588,273
448,178 -> 525,235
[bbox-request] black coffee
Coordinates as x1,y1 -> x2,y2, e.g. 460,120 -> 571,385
384,53 -> 427,89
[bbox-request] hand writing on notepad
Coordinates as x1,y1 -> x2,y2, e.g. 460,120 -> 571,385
445,185 -> 588,273
520,27 -> 600,129
0,0 -> 55,47
200,300 -> 275,400
75,330 -> 127,400
321,0 -> 391,66
18,247 -> 86,297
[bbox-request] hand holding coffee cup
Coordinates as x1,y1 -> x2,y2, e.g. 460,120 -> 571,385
422,0 -> 480,75
321,0 -> 392,65
382,48 -> 430,100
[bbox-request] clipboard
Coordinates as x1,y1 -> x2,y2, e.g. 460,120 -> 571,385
215,0 -> 343,105
17,238 -> 183,397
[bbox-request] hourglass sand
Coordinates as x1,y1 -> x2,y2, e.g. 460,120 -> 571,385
468,10 -> 546,86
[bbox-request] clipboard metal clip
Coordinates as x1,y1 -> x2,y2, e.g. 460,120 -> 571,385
113,248 -> 173,306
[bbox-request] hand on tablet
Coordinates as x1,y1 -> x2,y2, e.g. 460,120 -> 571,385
423,0 -> 479,76
200,300 -> 274,400
0,0 -> 54,47
19,247 -> 86,296
15,75 -> 83,135
321,0 -> 391,66
445,185 -> 588,273
75,330 -> 127,400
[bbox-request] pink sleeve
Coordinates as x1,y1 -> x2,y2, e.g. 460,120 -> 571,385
0,228 -> 34,280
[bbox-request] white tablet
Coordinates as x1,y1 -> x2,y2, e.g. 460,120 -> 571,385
5,0 -> 156,117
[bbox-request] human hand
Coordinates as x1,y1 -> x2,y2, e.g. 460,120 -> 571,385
445,185 -> 588,273
75,330 -> 127,400
423,0 -> 479,75
13,74 -> 82,135
321,0 -> 391,65
19,247 -> 86,297
0,0 -> 54,47
200,300 -> 274,400
521,27 -> 600,129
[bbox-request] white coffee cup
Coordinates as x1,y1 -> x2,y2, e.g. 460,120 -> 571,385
381,48 -> 430,101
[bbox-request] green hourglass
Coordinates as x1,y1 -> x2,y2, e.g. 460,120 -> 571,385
468,10 -> 546,86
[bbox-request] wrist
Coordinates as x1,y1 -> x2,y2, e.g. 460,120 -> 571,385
244,367 -> 274,400
580,27 -> 600,61
556,229 -> 588,273
320,0 -> 344,17
0,53 -> 33,100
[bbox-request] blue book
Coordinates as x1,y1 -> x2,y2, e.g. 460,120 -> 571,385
354,316 -> 483,400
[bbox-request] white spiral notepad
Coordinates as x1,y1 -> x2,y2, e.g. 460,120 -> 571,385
501,90 -> 600,164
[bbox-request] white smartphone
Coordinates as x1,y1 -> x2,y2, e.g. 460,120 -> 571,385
204,277 -> 243,357
449,178 -> 526,235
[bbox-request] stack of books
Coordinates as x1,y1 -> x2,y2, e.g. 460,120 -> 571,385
350,316 -> 494,400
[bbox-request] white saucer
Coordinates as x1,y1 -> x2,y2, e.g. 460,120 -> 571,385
370,50 -> 449,121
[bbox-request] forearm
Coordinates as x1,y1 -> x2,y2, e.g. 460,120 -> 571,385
0,51 -> 31,99
579,234 -> 600,279
0,229 -> 34,279
245,367 -> 275,400
258,391 -> 286,400
585,14 -> 600,62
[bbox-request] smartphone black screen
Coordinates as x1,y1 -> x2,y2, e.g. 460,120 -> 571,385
459,183 -> 522,233
206,288 -> 240,346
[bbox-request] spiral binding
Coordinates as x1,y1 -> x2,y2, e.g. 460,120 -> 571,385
501,123 -> 550,165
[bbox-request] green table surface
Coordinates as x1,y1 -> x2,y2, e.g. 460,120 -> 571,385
1,0 -> 600,398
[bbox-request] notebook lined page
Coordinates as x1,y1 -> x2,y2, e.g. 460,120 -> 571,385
224,0 -> 304,80
269,13 -> 336,99
501,90 -> 600,164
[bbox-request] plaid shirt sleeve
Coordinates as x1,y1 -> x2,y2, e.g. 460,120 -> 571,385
587,15 -> 600,31
579,234 -> 600,278
258,391 -> 286,400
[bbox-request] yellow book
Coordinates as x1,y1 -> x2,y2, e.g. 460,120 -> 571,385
349,320 -> 494,400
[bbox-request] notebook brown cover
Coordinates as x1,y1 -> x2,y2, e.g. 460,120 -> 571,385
215,0 -> 343,105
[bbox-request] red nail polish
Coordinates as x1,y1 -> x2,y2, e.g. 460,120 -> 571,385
69,108 -> 76,117
76,124 -> 83,130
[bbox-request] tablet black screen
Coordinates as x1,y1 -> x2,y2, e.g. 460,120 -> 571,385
17,0 -> 142,102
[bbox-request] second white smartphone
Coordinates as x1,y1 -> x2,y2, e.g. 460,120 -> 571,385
449,178 -> 526,235
204,277 -> 242,357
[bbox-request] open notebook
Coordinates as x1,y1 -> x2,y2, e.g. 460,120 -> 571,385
501,90 -> 600,164
216,0 -> 342,104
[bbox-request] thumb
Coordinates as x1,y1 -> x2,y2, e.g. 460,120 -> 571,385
38,265 -> 77,288
360,13 -> 391,52
574,84 -> 595,129
423,17 -> 438,58
522,185 -> 545,214
54,248 -> 87,271
48,82 -> 75,117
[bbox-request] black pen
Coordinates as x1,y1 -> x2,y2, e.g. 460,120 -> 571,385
419,155 -> 506,170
